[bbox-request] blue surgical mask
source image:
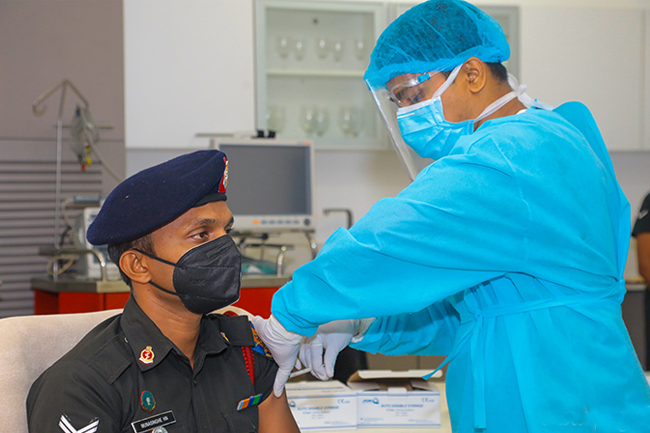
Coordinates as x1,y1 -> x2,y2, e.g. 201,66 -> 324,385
396,97 -> 473,160
396,65 -> 520,160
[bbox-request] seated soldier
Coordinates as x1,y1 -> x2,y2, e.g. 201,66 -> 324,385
27,150 -> 300,433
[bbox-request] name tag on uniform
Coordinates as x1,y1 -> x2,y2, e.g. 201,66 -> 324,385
131,411 -> 176,433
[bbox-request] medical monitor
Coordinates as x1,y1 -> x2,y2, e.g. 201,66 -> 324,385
214,139 -> 315,232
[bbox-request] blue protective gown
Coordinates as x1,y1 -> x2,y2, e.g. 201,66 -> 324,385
271,102 -> 650,432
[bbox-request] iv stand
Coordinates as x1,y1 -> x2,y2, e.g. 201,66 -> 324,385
32,79 -> 90,249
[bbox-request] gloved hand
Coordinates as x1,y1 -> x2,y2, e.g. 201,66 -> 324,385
297,319 -> 372,381
251,315 -> 304,397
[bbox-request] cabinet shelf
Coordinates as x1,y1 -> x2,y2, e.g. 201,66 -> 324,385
267,69 -> 365,78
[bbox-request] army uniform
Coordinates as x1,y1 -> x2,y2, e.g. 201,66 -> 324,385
27,297 -> 277,433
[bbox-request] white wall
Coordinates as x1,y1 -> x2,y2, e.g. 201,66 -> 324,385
123,0 -> 256,149
521,7 -> 645,150
124,0 -> 650,276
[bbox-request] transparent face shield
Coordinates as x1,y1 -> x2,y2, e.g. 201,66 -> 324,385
368,82 -> 434,181
367,70 -> 552,181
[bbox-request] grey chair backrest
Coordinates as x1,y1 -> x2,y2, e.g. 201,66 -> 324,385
0,309 -> 122,433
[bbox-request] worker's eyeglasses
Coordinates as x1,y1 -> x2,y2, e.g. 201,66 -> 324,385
388,72 -> 439,108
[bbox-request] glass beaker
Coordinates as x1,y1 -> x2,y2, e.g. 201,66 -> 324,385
332,40 -> 344,62
315,107 -> 330,136
276,36 -> 291,59
266,105 -> 286,133
300,105 -> 318,136
338,106 -> 362,137
294,38 -> 306,61
315,37 -> 329,60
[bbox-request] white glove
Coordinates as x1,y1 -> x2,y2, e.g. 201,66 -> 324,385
251,315 -> 304,397
298,318 -> 374,381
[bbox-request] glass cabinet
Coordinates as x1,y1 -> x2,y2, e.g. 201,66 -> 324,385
255,0 -> 387,150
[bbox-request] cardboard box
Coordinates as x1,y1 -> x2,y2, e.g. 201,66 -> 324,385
347,370 -> 442,428
285,381 -> 357,430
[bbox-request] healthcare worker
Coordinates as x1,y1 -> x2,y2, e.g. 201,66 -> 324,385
252,1 -> 650,432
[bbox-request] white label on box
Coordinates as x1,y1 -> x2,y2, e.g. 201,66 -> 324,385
286,382 -> 357,431
288,395 -> 357,430
357,392 -> 441,427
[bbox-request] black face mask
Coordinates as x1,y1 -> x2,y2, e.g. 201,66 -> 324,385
135,235 -> 242,315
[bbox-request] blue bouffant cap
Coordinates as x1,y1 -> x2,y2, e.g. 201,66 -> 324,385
87,150 -> 229,246
364,0 -> 510,89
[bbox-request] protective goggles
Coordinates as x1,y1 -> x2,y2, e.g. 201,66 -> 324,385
387,71 -> 440,107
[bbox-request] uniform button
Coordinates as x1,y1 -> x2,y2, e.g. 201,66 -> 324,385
124,337 -> 128,343
193,379 -> 197,386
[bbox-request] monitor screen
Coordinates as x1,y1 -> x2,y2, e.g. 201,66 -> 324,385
217,140 -> 314,231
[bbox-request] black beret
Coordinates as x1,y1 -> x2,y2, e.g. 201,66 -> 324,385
87,150 -> 228,245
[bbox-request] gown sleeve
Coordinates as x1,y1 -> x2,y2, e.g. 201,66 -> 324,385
350,299 -> 460,356
272,137 -> 528,336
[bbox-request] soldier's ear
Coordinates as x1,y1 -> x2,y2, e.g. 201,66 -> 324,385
120,250 -> 151,285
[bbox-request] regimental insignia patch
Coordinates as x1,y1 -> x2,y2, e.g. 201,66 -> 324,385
58,414 -> 99,433
219,158 -> 228,193
139,346 -> 155,365
250,324 -> 273,359
237,393 -> 263,411
140,390 -> 156,412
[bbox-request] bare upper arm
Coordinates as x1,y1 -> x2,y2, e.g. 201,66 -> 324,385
258,389 -> 300,433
